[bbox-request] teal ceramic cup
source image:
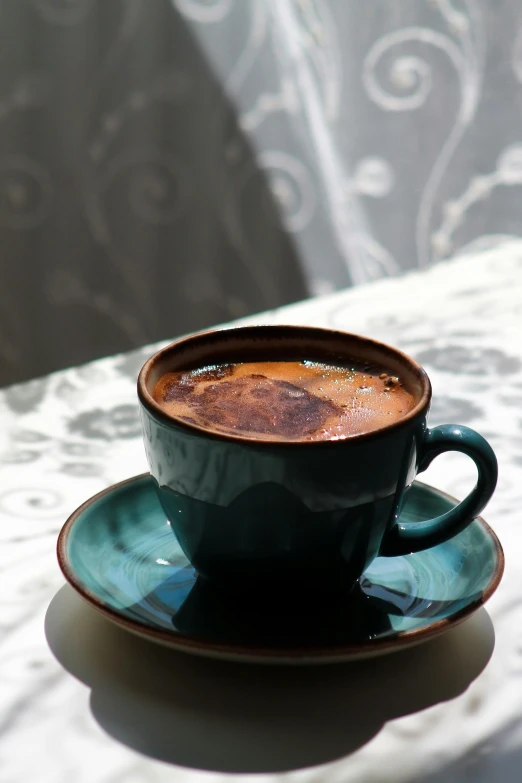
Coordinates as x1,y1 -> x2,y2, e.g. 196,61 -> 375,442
138,325 -> 498,599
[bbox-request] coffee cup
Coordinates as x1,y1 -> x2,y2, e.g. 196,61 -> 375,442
137,325 -> 497,598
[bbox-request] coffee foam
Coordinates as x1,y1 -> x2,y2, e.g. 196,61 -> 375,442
153,360 -> 416,441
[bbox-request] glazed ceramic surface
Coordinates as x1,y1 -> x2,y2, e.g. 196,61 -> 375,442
57,474 -> 503,664
138,326 -> 497,596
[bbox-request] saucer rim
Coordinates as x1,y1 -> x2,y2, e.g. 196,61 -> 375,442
56,473 -> 504,664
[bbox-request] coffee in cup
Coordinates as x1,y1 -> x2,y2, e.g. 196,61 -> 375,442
152,359 -> 416,441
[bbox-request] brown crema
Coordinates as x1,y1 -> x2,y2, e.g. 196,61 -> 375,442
152,359 -> 416,442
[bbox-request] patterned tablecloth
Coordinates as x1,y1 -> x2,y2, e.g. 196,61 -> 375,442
2,242 -> 522,783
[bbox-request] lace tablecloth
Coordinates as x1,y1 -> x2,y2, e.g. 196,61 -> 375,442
2,242 -> 522,783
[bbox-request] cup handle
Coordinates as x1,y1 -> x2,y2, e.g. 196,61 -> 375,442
381,424 -> 498,556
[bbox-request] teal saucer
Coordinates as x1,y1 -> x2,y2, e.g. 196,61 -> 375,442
57,474 -> 504,665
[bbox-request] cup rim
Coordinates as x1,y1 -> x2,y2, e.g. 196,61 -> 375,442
137,325 -> 432,447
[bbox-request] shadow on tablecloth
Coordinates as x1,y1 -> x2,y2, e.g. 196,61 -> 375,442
45,584 -> 495,774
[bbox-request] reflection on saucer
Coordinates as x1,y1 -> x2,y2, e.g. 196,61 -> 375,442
170,578 -> 393,648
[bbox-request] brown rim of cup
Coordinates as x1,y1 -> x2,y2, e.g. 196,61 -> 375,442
137,324 -> 432,447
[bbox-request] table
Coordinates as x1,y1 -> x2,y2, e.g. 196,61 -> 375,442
2,241 -> 522,783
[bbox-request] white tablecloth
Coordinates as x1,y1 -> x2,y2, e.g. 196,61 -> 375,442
2,242 -> 522,783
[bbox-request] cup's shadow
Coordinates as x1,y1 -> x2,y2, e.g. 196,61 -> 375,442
45,585 -> 495,773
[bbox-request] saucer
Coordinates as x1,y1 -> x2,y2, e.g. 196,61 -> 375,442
57,474 -> 504,665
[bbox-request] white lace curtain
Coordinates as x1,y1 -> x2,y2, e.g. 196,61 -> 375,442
1,0 -> 520,385
192,0 -> 521,292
